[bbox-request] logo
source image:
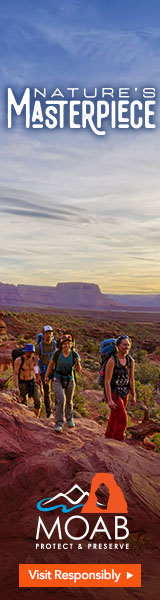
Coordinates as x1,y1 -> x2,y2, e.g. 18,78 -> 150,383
82,473 -> 128,514
35,474 -> 129,550
37,484 -> 89,514
37,474 -> 128,514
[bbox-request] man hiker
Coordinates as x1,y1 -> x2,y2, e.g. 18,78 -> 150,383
13,343 -> 41,417
35,325 -> 56,418
44,333 -> 82,433
105,335 -> 136,441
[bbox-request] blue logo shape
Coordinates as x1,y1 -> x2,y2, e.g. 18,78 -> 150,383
37,498 -> 84,513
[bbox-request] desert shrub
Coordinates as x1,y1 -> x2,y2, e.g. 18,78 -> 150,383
153,346 -> 160,355
17,335 -> 33,345
132,407 -> 145,419
137,350 -> 148,362
16,335 -> 26,345
73,393 -> 88,417
83,357 -> 99,371
135,361 -> 160,387
135,380 -> 153,405
0,335 -> 8,342
97,401 -> 110,422
76,373 -> 88,391
0,367 -> 14,389
125,414 -> 133,436
155,389 -> 160,402
151,433 -> 160,451
126,414 -> 132,427
81,339 -> 99,356
149,403 -> 160,420
92,381 -> 102,390
40,399 -> 47,417
89,398 -> 98,408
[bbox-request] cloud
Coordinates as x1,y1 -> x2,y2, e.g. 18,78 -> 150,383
1,207 -> 71,221
0,186 -> 89,224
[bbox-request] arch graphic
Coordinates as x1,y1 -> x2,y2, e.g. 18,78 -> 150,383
81,473 -> 128,513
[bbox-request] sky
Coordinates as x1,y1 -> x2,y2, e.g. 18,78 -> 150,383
0,0 -> 160,294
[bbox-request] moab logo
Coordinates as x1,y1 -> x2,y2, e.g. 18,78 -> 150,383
36,474 -> 129,543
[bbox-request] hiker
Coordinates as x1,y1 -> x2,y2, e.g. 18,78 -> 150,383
104,335 -> 136,441
44,333 -> 82,433
35,325 -> 56,418
13,343 -> 41,417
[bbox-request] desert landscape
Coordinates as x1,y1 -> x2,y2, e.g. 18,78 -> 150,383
0,307 -> 160,600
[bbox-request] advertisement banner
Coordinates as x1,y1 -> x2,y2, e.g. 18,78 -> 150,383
0,2 -> 160,600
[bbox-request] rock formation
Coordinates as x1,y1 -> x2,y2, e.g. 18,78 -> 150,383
0,392 -> 160,600
0,310 -> 7,336
1,282 -> 160,309
0,313 -> 12,373
0,282 -> 115,309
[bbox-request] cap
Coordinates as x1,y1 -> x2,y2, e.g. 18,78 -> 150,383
61,334 -> 72,344
24,344 -> 35,353
43,325 -> 53,333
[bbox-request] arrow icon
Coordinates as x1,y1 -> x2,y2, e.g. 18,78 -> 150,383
126,572 -> 133,580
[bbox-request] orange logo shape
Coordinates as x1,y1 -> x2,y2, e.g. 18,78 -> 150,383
82,473 -> 128,513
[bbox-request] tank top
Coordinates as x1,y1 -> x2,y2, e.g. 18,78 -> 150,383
111,354 -> 132,399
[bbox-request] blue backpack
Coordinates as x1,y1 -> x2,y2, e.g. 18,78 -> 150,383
37,337 -> 56,374
98,338 -> 117,387
36,333 -> 43,344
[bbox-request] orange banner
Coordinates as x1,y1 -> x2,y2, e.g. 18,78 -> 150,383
19,563 -> 141,587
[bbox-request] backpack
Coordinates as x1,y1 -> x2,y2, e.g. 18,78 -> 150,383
36,333 -> 43,344
12,348 -> 25,380
38,338 -> 56,374
12,347 -> 25,367
97,338 -> 117,388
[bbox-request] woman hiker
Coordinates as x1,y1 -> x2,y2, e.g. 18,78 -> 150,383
44,333 -> 82,433
105,335 -> 136,441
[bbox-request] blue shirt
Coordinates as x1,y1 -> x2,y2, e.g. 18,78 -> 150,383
52,349 -> 80,380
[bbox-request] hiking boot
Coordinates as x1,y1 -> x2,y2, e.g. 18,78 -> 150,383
55,425 -> 63,434
67,419 -> 75,428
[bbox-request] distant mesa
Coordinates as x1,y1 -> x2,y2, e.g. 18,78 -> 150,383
0,282 -> 160,310
0,282 -> 115,310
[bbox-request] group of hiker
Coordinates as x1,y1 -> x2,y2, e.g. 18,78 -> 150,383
13,327 -> 81,433
13,326 -> 136,440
